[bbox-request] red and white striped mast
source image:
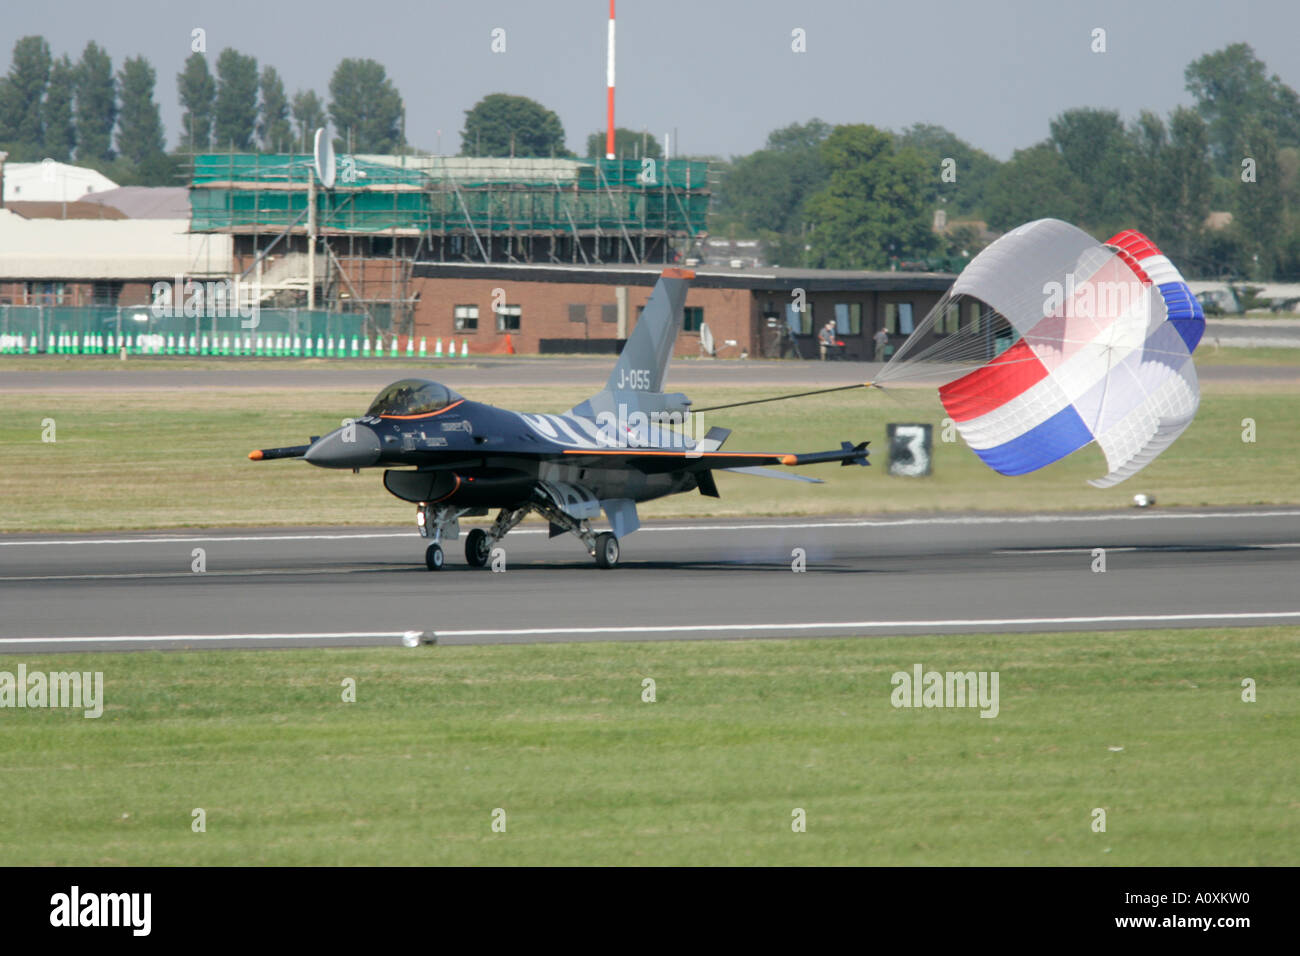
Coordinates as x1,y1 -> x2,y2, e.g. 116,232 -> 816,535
605,0 -> 616,160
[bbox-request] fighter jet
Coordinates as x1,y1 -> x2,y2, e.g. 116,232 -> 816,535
249,269 -> 869,570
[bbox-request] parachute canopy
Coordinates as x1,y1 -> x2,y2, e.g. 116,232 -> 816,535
881,219 -> 1204,487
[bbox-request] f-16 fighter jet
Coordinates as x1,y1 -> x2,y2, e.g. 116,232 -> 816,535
249,269 -> 869,569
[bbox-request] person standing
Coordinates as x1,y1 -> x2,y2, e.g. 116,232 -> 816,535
819,320 -> 837,361
873,326 -> 889,362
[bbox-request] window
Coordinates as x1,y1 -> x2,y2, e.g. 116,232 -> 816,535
495,304 -> 521,332
568,304 -> 587,324
834,302 -> 862,335
683,306 -> 703,332
885,302 -> 915,335
786,302 -> 813,335
454,305 -> 478,331
600,304 -> 618,324
941,301 -> 960,335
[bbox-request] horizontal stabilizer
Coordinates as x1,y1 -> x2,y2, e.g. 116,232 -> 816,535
723,466 -> 823,483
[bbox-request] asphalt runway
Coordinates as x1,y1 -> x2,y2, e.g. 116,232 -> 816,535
2,509 -> 1298,653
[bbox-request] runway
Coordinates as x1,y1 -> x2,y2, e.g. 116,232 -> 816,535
2,509 -> 1298,653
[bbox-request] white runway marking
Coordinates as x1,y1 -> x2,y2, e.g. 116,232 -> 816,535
429,611 -> 1300,638
4,610 -> 1298,647
0,632 -> 409,646
5,509 -> 1300,548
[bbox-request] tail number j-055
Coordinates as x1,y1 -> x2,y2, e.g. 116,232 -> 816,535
617,368 -> 652,391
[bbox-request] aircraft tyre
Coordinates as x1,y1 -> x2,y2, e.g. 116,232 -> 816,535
425,543 -> 444,571
594,532 -> 619,569
465,528 -> 491,568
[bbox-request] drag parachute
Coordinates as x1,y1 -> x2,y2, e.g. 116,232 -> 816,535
879,219 -> 1204,487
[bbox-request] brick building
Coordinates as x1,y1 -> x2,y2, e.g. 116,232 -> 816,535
409,262 -> 956,360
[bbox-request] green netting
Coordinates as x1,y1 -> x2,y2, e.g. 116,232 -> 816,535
188,154 -> 709,235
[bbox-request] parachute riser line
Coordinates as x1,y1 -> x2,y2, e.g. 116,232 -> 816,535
692,382 -> 876,414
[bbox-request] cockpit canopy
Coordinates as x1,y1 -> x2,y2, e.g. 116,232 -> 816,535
366,379 -> 463,417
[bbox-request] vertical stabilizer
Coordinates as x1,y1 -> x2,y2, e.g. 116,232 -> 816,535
569,269 -> 694,424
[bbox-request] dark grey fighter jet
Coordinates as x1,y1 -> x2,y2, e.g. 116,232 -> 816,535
249,269 -> 868,569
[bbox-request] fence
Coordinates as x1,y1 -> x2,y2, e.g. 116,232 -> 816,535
0,305 -> 459,357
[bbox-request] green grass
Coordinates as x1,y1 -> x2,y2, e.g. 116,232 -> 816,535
1,628 -> 1295,865
1,378 -> 1298,531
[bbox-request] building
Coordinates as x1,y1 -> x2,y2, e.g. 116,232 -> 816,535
0,206 -> 230,308
0,160 -> 119,203
408,262 -> 956,360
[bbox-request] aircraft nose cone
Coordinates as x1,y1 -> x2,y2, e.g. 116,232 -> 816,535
304,423 -> 381,469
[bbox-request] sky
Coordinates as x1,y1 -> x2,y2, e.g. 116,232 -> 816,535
5,0 -> 1300,160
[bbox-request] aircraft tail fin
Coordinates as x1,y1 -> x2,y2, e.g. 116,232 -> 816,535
569,268 -> 694,423
606,268 -> 692,394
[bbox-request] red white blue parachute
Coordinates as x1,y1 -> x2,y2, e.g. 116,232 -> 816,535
881,219 -> 1204,487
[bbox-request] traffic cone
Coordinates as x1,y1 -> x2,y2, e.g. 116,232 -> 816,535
505,334 -> 515,355
406,336 -> 415,358
418,337 -> 427,357
350,336 -> 359,357
390,337 -> 399,359
434,337 -> 443,358
461,340 -> 469,358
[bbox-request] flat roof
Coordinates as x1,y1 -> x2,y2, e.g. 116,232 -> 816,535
412,261 -> 955,292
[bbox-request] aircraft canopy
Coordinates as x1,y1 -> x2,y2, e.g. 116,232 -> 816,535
366,379 -> 463,417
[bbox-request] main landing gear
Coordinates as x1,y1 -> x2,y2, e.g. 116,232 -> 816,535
417,500 -> 621,569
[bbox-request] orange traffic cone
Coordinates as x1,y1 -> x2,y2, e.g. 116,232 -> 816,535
505,334 -> 515,355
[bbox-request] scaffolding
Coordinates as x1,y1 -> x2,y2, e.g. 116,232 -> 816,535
188,152 -> 710,342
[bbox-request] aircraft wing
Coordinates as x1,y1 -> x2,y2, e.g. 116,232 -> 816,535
558,441 -> 869,473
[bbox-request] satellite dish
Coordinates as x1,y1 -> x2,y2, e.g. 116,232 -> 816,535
313,127 -> 336,189
699,322 -> 714,356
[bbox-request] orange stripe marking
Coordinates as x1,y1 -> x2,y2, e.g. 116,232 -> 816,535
380,399 -> 465,421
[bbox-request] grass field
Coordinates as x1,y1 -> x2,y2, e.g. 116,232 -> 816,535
1,627 -> 1294,866
1,376 -> 1297,531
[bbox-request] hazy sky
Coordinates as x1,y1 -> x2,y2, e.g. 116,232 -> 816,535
6,0 -> 1300,160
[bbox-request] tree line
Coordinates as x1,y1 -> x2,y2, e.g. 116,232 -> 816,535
710,44 -> 1300,281
0,36 -> 406,187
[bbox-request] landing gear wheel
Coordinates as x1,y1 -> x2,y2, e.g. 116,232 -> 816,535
594,532 -> 619,569
465,528 -> 491,568
425,543 -> 444,571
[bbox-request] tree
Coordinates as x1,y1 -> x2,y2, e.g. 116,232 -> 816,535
1185,43 -> 1300,172
764,118 -> 832,153
894,122 -> 1001,218
177,52 -> 215,150
258,66 -> 292,152
584,127 -> 661,159
115,56 -> 165,166
42,55 -> 75,161
213,48 -> 258,150
0,36 -> 52,158
715,119 -> 831,238
74,41 -> 116,163
804,124 -> 937,269
291,89 -> 325,152
460,93 -> 568,157
328,58 -> 404,153
1048,108 -> 1134,232
984,142 -> 1087,232
1234,119 -> 1286,278
1128,108 -> 1213,268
